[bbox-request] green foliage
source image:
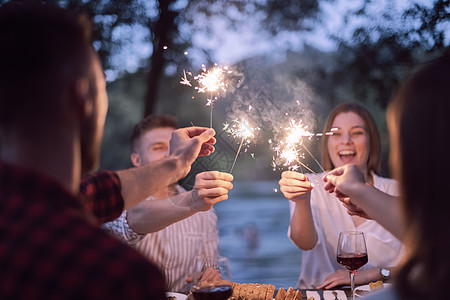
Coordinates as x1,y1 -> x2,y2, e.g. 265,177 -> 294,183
331,0 -> 449,108
100,72 -> 146,170
2,0 -> 447,180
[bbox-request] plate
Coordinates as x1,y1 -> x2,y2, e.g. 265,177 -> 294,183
166,292 -> 187,300
354,283 -> 391,297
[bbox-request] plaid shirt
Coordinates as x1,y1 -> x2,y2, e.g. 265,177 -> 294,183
0,162 -> 166,300
79,170 -> 125,224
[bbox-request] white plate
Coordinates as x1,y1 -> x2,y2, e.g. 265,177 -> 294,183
166,292 -> 187,300
354,283 -> 390,297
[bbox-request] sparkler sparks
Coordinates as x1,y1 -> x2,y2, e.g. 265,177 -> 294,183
181,64 -> 233,128
195,64 -> 230,128
195,64 -> 229,94
225,117 -> 259,174
180,70 -> 192,86
273,119 -> 325,173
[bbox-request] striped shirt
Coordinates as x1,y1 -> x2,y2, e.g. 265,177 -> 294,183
103,185 -> 219,294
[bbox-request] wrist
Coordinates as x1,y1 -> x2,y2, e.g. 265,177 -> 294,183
166,154 -> 187,182
380,268 -> 390,282
189,188 -> 202,212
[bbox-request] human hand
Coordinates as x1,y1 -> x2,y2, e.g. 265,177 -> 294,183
323,165 -> 372,218
169,127 -> 216,179
316,269 -> 351,289
279,171 -> 313,202
316,268 -> 379,289
340,198 -> 372,219
186,267 -> 222,283
323,164 -> 365,199
190,171 -> 234,211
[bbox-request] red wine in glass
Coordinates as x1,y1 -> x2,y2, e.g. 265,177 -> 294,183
337,252 -> 368,271
336,231 -> 368,300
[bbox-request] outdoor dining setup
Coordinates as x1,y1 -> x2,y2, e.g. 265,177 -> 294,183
0,1 -> 448,300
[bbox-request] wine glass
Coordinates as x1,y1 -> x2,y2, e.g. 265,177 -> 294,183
191,255 -> 233,300
336,231 -> 368,300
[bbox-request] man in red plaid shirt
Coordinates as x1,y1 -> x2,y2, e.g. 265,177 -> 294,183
0,2 -> 216,299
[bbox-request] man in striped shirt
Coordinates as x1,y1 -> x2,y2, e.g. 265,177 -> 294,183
103,114 -> 233,293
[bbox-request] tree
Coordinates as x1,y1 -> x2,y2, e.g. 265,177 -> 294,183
61,0 -> 325,116
331,0 -> 449,108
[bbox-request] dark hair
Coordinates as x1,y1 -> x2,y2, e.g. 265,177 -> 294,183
389,52 -> 450,300
0,1 -> 92,128
130,114 -> 179,152
321,102 -> 381,174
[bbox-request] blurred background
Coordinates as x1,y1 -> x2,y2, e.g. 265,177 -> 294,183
2,0 -> 447,288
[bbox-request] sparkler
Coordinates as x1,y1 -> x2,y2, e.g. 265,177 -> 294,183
273,119 -> 325,173
180,69 -> 192,87
191,64 -> 231,128
225,117 -> 259,174
180,64 -> 241,129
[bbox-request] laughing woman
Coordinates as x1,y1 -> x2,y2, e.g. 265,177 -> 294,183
279,103 -> 404,289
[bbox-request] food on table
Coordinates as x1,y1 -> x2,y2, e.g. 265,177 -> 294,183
231,283 -> 301,300
274,287 -> 285,300
368,280 -> 384,291
355,280 -> 385,297
231,282 -> 275,300
187,280 -> 302,300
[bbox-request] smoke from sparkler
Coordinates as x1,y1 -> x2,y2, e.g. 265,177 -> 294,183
224,67 -> 324,174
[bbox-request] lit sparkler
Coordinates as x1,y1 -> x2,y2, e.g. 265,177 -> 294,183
180,64 -> 238,128
225,117 -> 259,174
194,64 -> 231,128
274,119 -> 325,173
180,69 -> 192,86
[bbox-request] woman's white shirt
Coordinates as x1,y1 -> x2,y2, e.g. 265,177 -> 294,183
288,172 -> 404,289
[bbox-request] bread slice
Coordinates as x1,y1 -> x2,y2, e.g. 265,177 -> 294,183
251,283 -> 263,300
265,284 -> 276,300
239,283 -> 249,300
369,280 -> 384,291
231,282 -> 241,300
274,288 -> 286,300
256,284 -> 266,300
225,282 -> 303,300
293,289 -> 302,300
284,287 -> 296,300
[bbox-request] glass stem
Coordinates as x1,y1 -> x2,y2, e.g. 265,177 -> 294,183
349,271 -> 356,300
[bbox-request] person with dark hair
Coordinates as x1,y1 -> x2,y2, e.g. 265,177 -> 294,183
324,52 -> 450,299
279,103 -> 403,289
103,114 -> 233,293
0,2 -> 216,299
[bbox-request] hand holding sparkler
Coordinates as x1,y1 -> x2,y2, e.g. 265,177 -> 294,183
188,171 -> 234,211
161,171 -> 234,212
169,127 -> 216,180
278,171 -> 313,203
